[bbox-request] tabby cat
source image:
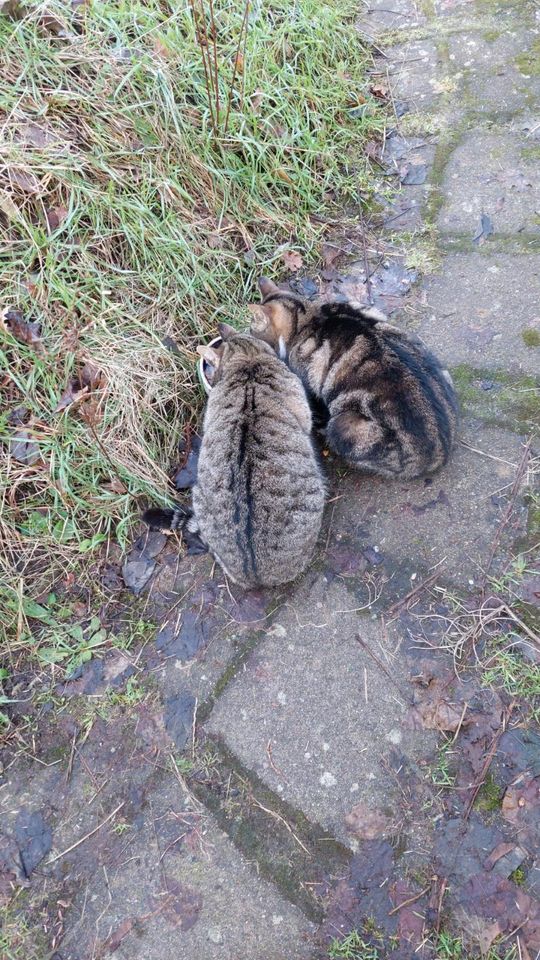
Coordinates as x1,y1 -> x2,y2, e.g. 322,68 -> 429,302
249,278 -> 458,480
144,325 -> 325,589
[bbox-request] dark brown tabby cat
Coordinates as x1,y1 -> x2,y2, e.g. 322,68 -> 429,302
249,278 -> 458,480
144,325 -> 325,589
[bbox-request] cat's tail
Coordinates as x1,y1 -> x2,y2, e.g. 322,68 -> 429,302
142,504 -> 189,532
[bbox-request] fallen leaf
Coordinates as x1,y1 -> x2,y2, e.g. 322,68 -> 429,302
473,212 -> 494,246
104,478 -> 127,495
153,36 -> 172,59
0,188 -> 21,221
54,360 -> 106,414
14,810 -> 52,877
152,877 -> 202,930
321,243 -> 345,268
98,917 -> 134,956
484,842 -> 518,870
54,383 -> 89,414
164,691 -> 196,751
369,81 -> 389,100
1,307 -> 42,349
20,123 -> 57,148
282,249 -> 303,272
250,89 -> 264,113
9,168 -> 41,194
275,167 -> 294,185
345,802 -> 394,839
10,430 -> 40,465
234,51 -> 244,73
365,139 -> 382,161
502,776 -> 540,825
45,205 -> 68,231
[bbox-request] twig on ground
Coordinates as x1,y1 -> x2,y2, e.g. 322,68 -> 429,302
482,439 -> 531,587
385,568 -> 443,618
388,884 -> 430,916
251,797 -> 311,857
47,802 -> 125,864
463,702 -> 515,820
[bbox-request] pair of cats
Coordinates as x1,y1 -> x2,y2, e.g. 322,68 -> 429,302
144,278 -> 458,590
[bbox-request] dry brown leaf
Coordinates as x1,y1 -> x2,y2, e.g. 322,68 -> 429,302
45,206 -> 69,231
54,361 -> 106,414
282,249 -> 303,272
104,478 -> 127,495
54,383 -> 89,414
98,917 -> 134,955
344,802 -> 394,839
275,166 -> 294,184
153,36 -> 172,59
484,842 -> 518,870
9,168 -> 41,194
1,307 -> 42,349
408,697 -> 465,733
321,243 -> 344,268
369,81 -> 389,100
0,188 -> 21,221
234,51 -> 244,73
250,89 -> 264,113
502,776 -> 540,824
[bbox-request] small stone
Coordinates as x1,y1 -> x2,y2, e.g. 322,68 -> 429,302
207,927 -> 223,944
320,771 -> 337,788
481,380 -> 495,391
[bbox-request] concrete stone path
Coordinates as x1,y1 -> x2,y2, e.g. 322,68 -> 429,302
2,1 -> 539,958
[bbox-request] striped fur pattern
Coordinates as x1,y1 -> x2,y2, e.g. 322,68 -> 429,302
146,331 -> 325,589
249,280 -> 458,480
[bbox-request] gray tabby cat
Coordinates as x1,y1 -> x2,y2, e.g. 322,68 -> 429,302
144,325 -> 325,589
249,278 -> 458,480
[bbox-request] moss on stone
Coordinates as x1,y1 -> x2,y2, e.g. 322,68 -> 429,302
522,328 -> 540,348
451,364 -> 540,432
474,773 -> 503,812
516,40 -> 540,77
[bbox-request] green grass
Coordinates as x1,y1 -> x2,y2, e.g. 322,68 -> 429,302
0,0 -> 384,666
328,932 -> 380,960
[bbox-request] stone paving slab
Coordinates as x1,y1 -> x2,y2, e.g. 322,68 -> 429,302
468,63 -> 540,116
437,130 -> 540,236
1,717 -> 315,960
416,253 -> 540,375
385,41 -> 442,109
448,27 -> 531,71
59,795 -> 315,960
326,421 -> 529,587
208,579 -> 436,848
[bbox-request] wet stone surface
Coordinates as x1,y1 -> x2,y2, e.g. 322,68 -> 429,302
385,41 -> 442,110
416,253 -> 540,375
326,421 -> 529,587
437,130 -> 540,236
208,579 -> 437,846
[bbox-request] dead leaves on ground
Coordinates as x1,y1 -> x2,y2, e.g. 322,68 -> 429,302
1,306 -> 42,351
344,802 -> 395,839
406,675 -> 468,733
281,248 -> 303,272
54,360 -> 106,421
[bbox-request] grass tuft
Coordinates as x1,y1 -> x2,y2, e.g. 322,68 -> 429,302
0,0 -> 383,660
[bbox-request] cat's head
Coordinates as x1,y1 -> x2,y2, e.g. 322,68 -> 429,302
196,323 -> 274,384
248,278 -> 307,358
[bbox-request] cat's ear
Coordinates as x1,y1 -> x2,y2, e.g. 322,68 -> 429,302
248,303 -> 270,333
217,321 -> 237,341
258,276 -> 279,299
196,344 -> 221,366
